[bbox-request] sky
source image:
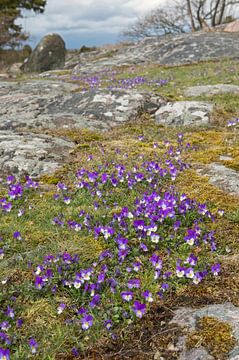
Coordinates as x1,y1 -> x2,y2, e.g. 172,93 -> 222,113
17,0 -> 165,49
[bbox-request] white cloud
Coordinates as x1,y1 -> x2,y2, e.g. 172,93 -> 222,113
18,0 -> 166,48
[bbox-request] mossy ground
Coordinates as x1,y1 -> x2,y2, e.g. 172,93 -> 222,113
1,58 -> 239,359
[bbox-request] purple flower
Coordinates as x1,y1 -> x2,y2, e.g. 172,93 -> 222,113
7,175 -> 15,184
3,203 -> 12,213
121,291 -> 133,301
81,314 -> 93,330
184,229 -> 198,246
72,347 -> 79,357
133,301 -> 146,318
127,279 -> 140,289
161,283 -> 169,292
0,348 -> 10,360
89,294 -> 101,308
104,319 -> 113,330
142,290 -> 153,302
185,267 -> 194,279
150,254 -> 162,270
118,249 -> 129,262
140,243 -> 148,252
35,276 -> 44,290
13,231 -> 21,240
16,319 -> 23,328
29,338 -> 38,354
211,263 -> 221,276
6,306 -> 14,319
0,249 -> 4,260
116,238 -> 128,250
57,303 -> 66,314
63,196 -> 71,204
185,254 -> 198,266
0,322 -> 10,331
77,307 -> 87,315
193,271 -> 204,285
57,182 -> 67,191
132,262 -> 141,272
176,265 -> 185,278
134,220 -> 145,230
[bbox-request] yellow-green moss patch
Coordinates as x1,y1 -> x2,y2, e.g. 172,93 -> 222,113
186,316 -> 236,359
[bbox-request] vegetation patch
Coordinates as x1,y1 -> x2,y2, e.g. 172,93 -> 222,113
186,316 -> 236,359
0,59 -> 239,359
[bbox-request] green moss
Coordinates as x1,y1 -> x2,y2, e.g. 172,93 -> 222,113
226,208 -> 239,224
40,175 -> 61,185
175,169 -> 238,212
187,316 -> 236,359
221,160 -> 239,172
51,128 -> 105,144
76,143 -> 91,149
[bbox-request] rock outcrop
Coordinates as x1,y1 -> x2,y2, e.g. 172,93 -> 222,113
155,101 -> 213,126
184,84 -> 239,97
0,81 -> 165,132
68,32 -> 239,73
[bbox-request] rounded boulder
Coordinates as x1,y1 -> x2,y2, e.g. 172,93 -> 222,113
23,33 -> 66,73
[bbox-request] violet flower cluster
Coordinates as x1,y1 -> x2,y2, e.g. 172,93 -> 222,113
71,67 -> 168,92
0,134 -> 222,358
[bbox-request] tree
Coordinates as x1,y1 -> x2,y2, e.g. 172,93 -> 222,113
123,0 -> 239,40
0,0 -> 46,48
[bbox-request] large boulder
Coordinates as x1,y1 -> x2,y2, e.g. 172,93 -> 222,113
23,33 -> 66,73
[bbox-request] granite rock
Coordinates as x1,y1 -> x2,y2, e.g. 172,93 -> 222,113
0,131 -> 74,178
155,101 -> 213,126
0,81 -> 165,132
197,163 -> 239,196
184,84 -> 239,97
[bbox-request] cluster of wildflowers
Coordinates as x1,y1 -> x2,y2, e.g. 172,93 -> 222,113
0,134 -> 223,357
70,67 -> 168,92
0,299 -> 25,359
0,175 -> 38,215
31,186 -> 221,342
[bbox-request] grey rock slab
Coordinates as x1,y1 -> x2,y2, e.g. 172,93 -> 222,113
171,303 -> 239,360
0,81 -> 165,131
45,90 -> 164,127
184,84 -> 239,97
197,163 -> 239,196
155,101 -> 213,126
69,32 -> 239,73
0,131 -> 74,178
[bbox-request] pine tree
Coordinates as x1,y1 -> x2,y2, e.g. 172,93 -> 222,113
0,0 -> 46,48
